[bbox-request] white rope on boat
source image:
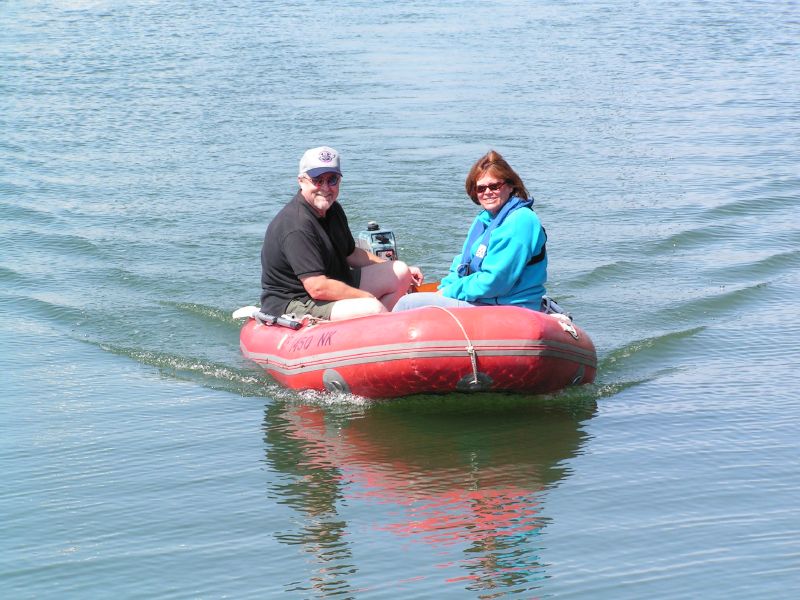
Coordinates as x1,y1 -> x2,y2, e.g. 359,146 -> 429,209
428,306 -> 480,385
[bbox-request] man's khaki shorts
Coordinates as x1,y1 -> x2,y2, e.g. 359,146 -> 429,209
285,297 -> 336,320
284,269 -> 363,320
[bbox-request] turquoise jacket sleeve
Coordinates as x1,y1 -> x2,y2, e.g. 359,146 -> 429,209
438,216 -> 483,289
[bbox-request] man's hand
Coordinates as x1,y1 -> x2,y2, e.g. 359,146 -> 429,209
409,266 -> 424,287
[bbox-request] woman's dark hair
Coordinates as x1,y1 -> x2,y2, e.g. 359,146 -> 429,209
464,150 -> 529,205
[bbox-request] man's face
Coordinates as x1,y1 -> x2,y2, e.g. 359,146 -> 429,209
298,172 -> 341,217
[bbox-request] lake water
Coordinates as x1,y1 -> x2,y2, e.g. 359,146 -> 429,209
2,1 -> 799,598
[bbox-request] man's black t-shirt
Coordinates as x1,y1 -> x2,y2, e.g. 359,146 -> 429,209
260,191 -> 356,316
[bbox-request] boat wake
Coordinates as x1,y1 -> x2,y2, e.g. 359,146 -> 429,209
90,340 -> 274,398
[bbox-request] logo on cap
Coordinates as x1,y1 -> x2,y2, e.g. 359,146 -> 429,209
318,150 -> 335,163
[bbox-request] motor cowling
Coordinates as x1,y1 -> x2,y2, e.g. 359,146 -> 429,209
356,221 -> 398,261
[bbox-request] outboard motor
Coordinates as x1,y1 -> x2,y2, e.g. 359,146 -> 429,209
357,221 -> 398,261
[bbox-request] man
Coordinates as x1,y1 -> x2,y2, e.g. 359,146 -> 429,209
260,146 -> 423,321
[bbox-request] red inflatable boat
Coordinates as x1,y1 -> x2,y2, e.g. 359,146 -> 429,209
237,305 -> 596,399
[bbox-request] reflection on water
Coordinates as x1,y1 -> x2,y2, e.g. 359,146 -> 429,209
263,396 -> 596,596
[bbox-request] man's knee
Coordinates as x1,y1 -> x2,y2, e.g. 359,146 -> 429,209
391,260 -> 412,283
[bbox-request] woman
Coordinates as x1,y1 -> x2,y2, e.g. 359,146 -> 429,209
393,150 -> 547,312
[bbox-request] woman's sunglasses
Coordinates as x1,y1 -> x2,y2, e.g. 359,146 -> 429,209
475,181 -> 506,194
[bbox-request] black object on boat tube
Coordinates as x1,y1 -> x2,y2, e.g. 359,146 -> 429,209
255,311 -> 302,330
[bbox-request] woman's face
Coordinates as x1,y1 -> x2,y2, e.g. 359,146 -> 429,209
475,172 -> 512,215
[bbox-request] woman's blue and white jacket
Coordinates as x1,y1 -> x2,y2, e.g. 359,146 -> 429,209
439,196 -> 547,310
